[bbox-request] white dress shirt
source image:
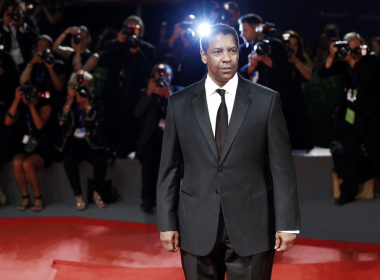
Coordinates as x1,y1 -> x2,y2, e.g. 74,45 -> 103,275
204,73 -> 299,234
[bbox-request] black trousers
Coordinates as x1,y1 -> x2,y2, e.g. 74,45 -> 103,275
104,98 -> 138,154
63,140 -> 108,197
340,116 -> 380,199
180,211 -> 275,280
139,140 -> 162,207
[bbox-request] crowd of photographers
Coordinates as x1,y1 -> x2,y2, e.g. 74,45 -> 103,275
0,0 -> 379,212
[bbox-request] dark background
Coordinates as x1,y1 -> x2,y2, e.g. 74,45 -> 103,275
62,0 -> 380,47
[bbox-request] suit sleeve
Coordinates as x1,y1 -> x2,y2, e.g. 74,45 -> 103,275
267,91 -> 301,231
157,95 -> 182,232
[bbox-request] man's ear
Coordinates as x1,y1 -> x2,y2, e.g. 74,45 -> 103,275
200,49 -> 207,65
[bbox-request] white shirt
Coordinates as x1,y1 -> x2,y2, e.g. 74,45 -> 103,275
204,74 -> 299,235
3,23 -> 25,65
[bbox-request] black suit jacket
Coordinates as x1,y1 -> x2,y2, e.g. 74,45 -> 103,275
157,74 -> 300,257
0,20 -> 39,65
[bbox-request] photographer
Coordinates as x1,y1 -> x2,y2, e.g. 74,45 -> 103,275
166,18 -> 206,88
56,71 -> 109,210
283,30 -> 314,150
4,84 -> 55,212
19,35 -> 65,104
0,0 -> 39,71
99,15 -> 155,157
52,25 -> 98,82
135,64 -> 179,214
319,32 -> 380,205
238,13 -> 293,132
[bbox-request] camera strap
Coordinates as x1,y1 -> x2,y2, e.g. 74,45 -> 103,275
36,65 -> 46,84
77,104 -> 85,126
25,106 -> 33,136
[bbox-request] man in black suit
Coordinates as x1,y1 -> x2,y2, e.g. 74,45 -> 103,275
157,24 -> 300,279
0,0 -> 39,72
237,14 -> 293,120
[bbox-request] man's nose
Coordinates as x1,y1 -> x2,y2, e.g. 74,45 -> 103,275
222,51 -> 232,62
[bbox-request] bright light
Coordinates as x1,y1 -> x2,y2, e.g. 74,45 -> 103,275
189,14 -> 195,19
198,24 -> 211,37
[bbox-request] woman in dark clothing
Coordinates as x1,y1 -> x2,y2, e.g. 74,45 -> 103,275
4,85 -> 54,211
52,26 -> 98,84
56,71 -> 109,210
283,30 -> 314,150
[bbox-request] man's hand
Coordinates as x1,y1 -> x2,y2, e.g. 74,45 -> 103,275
30,52 -> 44,65
275,232 -> 296,252
160,231 -> 180,253
329,42 -> 337,59
257,53 -> 273,68
247,52 -> 259,74
117,30 -> 127,43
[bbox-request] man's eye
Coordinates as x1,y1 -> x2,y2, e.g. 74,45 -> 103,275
214,51 -> 221,54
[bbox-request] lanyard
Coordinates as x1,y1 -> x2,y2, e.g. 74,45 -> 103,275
25,106 -> 33,135
349,67 -> 358,90
77,104 -> 85,124
36,64 -> 46,84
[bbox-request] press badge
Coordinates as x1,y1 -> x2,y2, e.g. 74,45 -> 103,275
158,119 -> 165,130
345,108 -> 355,125
22,135 -> 30,144
251,71 -> 259,83
74,128 -> 86,139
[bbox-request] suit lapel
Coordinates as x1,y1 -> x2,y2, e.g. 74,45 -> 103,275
192,78 -> 219,161
219,76 -> 251,164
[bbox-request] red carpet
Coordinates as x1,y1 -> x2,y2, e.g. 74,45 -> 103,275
0,217 -> 379,280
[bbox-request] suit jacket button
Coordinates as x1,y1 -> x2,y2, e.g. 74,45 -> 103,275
216,190 -> 220,194
218,167 -> 222,172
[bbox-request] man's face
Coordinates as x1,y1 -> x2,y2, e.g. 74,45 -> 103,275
36,39 -> 51,54
371,41 -> 380,55
239,22 -> 257,44
200,33 -> 238,86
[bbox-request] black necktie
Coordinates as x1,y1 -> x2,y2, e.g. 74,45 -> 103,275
215,89 -> 228,158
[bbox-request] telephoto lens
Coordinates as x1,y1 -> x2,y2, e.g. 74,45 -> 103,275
38,49 -> 55,65
254,40 -> 271,56
155,65 -> 168,89
7,11 -> 22,22
74,84 -> 90,98
73,30 -> 82,45
21,85 -> 37,102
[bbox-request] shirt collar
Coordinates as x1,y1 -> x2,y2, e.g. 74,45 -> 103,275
205,72 -> 238,97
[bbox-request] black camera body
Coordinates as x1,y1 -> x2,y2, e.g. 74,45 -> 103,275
7,10 -> 22,22
180,21 -> 195,41
334,41 -> 350,59
21,85 -> 50,102
73,30 -> 82,45
122,25 -> 141,49
38,49 -> 55,65
155,66 -> 169,89
74,84 -> 90,98
253,39 -> 271,56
